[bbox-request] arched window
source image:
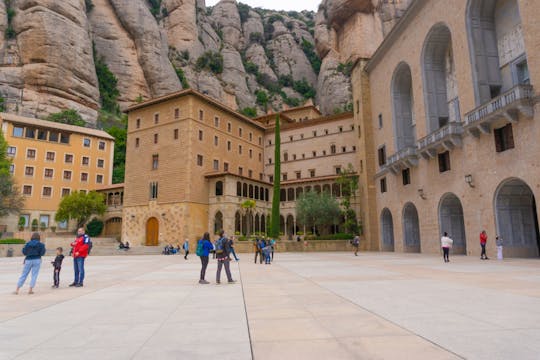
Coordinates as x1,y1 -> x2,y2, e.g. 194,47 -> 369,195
332,183 -> 341,197
391,62 -> 416,150
215,181 -> 224,196
287,188 -> 295,201
323,184 -> 331,194
249,184 -> 254,198
260,186 -> 265,200
214,212 -> 223,234
314,185 -> 321,194
280,189 -> 286,202
243,183 -> 248,197
265,188 -> 269,201
236,182 -> 242,196
254,186 -> 259,200
296,187 -> 303,198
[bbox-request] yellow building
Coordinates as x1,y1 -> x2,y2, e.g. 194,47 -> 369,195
0,113 -> 115,232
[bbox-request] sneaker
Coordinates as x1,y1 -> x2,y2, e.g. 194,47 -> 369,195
68,283 -> 77,287
199,280 -> 210,284
228,280 -> 236,283
216,281 -> 220,284
75,283 -> 83,287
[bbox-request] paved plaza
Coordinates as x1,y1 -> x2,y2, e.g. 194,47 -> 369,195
1,252 -> 539,360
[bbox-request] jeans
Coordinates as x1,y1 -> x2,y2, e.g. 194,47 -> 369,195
74,257 -> 85,284
254,250 -> 262,264
17,258 -> 42,288
54,267 -> 61,286
497,246 -> 503,260
442,247 -> 450,262
481,244 -> 487,258
200,256 -> 209,280
184,250 -> 189,259
216,258 -> 233,282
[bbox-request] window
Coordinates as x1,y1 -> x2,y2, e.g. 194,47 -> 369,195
96,175 -> 103,184
214,136 -> 219,146
198,130 -> 203,141
12,126 -> 23,137
338,126 -> 343,132
438,151 -> 451,173
150,182 -> 158,200
174,108 -> 180,119
268,139 -> 272,145
174,129 -> 179,139
154,113 -> 159,124
356,100 -> 360,114
39,215 -> 50,228
238,145 -> 243,154
324,129 -> 328,135
289,135 -> 293,142
352,146 -> 357,151
249,149 -> 253,158
62,188 -> 71,197
9,164 -> 14,174
284,152 -> 288,161
342,146 -> 347,153
154,133 -> 158,144
313,131 -> 317,137
239,128 -> 243,137
83,138 -> 91,147
46,152 -> 55,161
378,146 -> 386,167
300,134 -> 304,139
248,170 -> 253,178
282,173 -> 287,181
402,168 -> 411,185
27,149 -> 36,159
213,159 -> 219,171
82,156 -> 89,166
215,181 -> 223,196
42,186 -> 52,197
44,168 -> 54,179
49,131 -> 59,142
238,167 -> 243,176
23,185 -> 32,196
302,154 -> 305,159
214,117 -> 220,127
296,171 -> 301,179
258,136 -> 262,145
25,127 -> 35,139
97,159 -> 104,168
99,141 -> 106,150
197,154 -> 203,166
494,124 -> 515,153
63,170 -> 72,180
227,122 -> 232,132
65,154 -> 73,163
335,166 -> 342,175
380,178 -> 387,193
310,169 -> 315,178
330,145 -> 336,154
227,140 -> 232,151
351,125 -> 355,130
269,175 -> 273,183
20,214 -> 30,228
516,60 -> 530,85
268,158 -> 272,164
259,173 -> 264,181
152,154 -> 159,170
136,118 -> 141,129
224,162 -> 229,172
37,129 -> 47,140
199,110 -> 204,121
60,133 -> 70,144
7,146 -> 16,156
25,166 -> 34,177
81,172 -> 88,182
259,153 -> 262,162
249,132 -> 253,141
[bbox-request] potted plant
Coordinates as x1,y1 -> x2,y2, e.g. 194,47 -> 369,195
39,222 -> 47,232
31,219 -> 38,232
18,217 -> 26,231
50,226 -> 57,233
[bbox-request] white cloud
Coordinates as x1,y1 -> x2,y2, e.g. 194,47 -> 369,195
205,0 -> 319,12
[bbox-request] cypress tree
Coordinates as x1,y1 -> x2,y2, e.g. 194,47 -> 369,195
270,114 -> 281,238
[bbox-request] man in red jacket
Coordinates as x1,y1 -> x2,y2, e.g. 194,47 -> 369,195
70,228 -> 90,287
480,230 -> 489,260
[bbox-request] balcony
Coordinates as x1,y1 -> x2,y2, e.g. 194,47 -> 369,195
386,146 -> 418,174
417,122 -> 464,159
464,84 -> 534,137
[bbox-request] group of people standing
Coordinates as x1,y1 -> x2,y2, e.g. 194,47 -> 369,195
14,228 -> 91,294
253,238 -> 275,264
440,230 -> 504,262
197,231 -> 236,284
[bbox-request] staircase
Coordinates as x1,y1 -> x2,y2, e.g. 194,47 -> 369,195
45,236 -> 163,256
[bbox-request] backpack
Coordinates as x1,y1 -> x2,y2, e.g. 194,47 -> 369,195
215,237 -> 225,254
22,241 -> 42,257
86,238 -> 93,255
196,240 -> 204,256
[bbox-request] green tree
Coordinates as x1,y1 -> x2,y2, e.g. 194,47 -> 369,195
241,199 -> 256,237
255,89 -> 269,110
86,218 -> 104,237
55,191 -> 106,228
106,123 -> 127,184
270,114 -> 281,238
0,129 -> 24,217
0,97 -> 5,112
336,164 -> 359,234
94,46 -> 121,114
46,109 -> 86,127
296,191 -> 341,236
240,107 -> 257,118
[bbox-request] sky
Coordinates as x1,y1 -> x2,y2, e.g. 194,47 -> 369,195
205,0 -> 319,12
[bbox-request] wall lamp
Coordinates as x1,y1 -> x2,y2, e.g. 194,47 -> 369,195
465,174 -> 475,188
418,188 -> 427,200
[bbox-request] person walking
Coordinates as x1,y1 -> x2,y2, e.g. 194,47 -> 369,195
197,232 -> 214,284
183,239 -> 190,260
51,247 -> 65,288
70,228 -> 90,287
496,236 -> 504,260
480,230 -> 489,260
215,231 -> 235,284
254,238 -> 262,264
14,233 -> 46,295
440,232 -> 453,263
352,235 -> 360,256
229,236 -> 239,261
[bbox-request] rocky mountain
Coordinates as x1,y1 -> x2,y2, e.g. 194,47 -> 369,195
0,0 -> 410,123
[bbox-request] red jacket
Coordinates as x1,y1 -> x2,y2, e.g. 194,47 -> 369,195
71,236 -> 89,258
480,232 -> 487,245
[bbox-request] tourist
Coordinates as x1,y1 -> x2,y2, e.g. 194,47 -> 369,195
270,238 -> 276,261
215,230 -> 235,284
440,232 -> 453,263
183,239 -> 190,260
496,236 -> 503,260
262,243 -> 272,264
14,232 -> 46,295
69,228 -> 90,287
51,247 -> 65,288
229,236 -> 239,261
480,230 -> 489,260
352,235 -> 360,256
254,238 -> 262,264
197,232 -> 214,284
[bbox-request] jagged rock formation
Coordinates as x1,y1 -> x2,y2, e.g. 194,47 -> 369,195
0,0 -> 410,122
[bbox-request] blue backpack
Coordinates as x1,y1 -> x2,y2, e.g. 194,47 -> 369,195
196,240 -> 204,256
215,237 -> 226,254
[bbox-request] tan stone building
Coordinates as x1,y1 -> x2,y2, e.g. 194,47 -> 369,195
0,113 -> 115,232
122,89 -> 360,246
353,0 -> 540,257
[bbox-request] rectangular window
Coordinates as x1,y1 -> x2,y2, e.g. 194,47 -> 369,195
213,159 -> 219,171
150,182 -> 158,200
27,149 -> 36,159
249,132 -> 253,141
37,129 -> 47,140
63,170 -> 72,180
214,136 -> 219,146
9,164 -> 14,174
248,169 -> 253,178
258,136 -> 262,145
63,154 -> 72,164
46,151 -> 55,161
259,173 -> 264,181
23,185 -> 32,196
356,100 -> 360,114
174,108 -> 180,119
42,186 -> 52,197
259,153 -> 262,162
174,129 -> 179,139
402,168 -> 411,185
516,60 -> 530,85
238,145 -> 243,154
7,146 -> 16,156
378,146 -> 386,167
154,133 -> 158,144
97,159 -> 104,168
438,151 -> 451,173
61,188 -> 71,197
25,166 -> 34,177
324,129 -> 329,135
494,124 -> 515,153
25,127 -> 35,139
238,167 -> 243,176
335,166 -> 342,175
380,178 -> 387,193
199,110 -> 204,121
310,169 -> 315,178
154,113 -> 159,124
339,126 -> 343,133
197,154 -> 203,166
224,162 -> 229,172
268,158 -> 272,164
135,138 -> 140,147
39,215 -> 50,228
342,146 -> 347,153
152,154 -> 159,170
83,138 -> 91,147
313,131 -> 317,137
249,149 -> 253,158
96,175 -> 103,184
282,173 -> 288,181
239,128 -> 243,137
269,175 -> 274,183
289,135 -> 294,142
268,139 -> 272,145
81,172 -> 88,182
44,168 -> 54,179
227,141 -> 231,151
82,156 -> 89,166
198,130 -> 203,141
98,141 -> 106,150
136,118 -> 141,129
60,133 -> 70,144
227,122 -> 232,132
378,114 -> 383,129
214,117 -> 220,127
49,131 -> 59,142
296,171 -> 301,179
12,126 -> 23,137
312,151 -> 316,157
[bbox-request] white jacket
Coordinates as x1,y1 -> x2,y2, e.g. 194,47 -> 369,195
441,236 -> 453,248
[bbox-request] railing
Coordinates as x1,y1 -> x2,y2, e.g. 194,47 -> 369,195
464,84 -> 533,126
417,122 -> 464,150
387,146 -> 417,166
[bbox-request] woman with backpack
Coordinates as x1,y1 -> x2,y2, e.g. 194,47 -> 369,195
196,232 -> 214,284
215,230 -> 235,284
14,232 -> 46,295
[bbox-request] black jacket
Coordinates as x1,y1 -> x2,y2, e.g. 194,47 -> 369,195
52,254 -> 65,268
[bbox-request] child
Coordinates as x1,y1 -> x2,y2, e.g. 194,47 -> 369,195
262,245 -> 272,264
51,247 -> 64,288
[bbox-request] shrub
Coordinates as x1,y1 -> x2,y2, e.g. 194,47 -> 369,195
293,78 -> 316,99
301,38 -> 321,74
268,14 -> 284,24
18,217 -> 26,231
31,219 -> 38,232
5,25 -> 16,39
255,89 -> 269,109
180,50 -> 190,61
305,233 -> 353,240
86,218 -> 104,237
337,61 -> 354,77
174,66 -> 190,89
196,51 -> 224,74
84,0 -> 94,13
0,238 -> 25,244
238,3 -> 250,23
249,32 -> 263,44
47,109 -> 86,127
245,61 -> 259,75
240,107 -> 257,118
94,46 -> 121,114
0,97 -> 5,112
39,222 -> 47,231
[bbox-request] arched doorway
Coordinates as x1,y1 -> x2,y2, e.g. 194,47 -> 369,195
235,212 -> 241,234
439,193 -> 467,254
104,217 -> 122,237
402,203 -> 421,253
495,178 -> 540,257
380,208 -> 395,252
392,62 -> 416,150
146,217 -> 159,246
214,212 -> 223,234
286,215 -> 295,239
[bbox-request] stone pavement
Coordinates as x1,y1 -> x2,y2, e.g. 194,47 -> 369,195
0,252 -> 539,359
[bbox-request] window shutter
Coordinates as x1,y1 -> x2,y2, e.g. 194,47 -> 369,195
505,124 -> 514,150
494,128 -> 502,153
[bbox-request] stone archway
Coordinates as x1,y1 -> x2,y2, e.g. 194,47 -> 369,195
214,211 -> 223,234
104,217 -> 122,237
146,217 -> 159,246
402,203 -> 421,253
439,193 -> 467,254
495,178 -> 540,257
380,208 -> 395,252
392,62 -> 416,150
